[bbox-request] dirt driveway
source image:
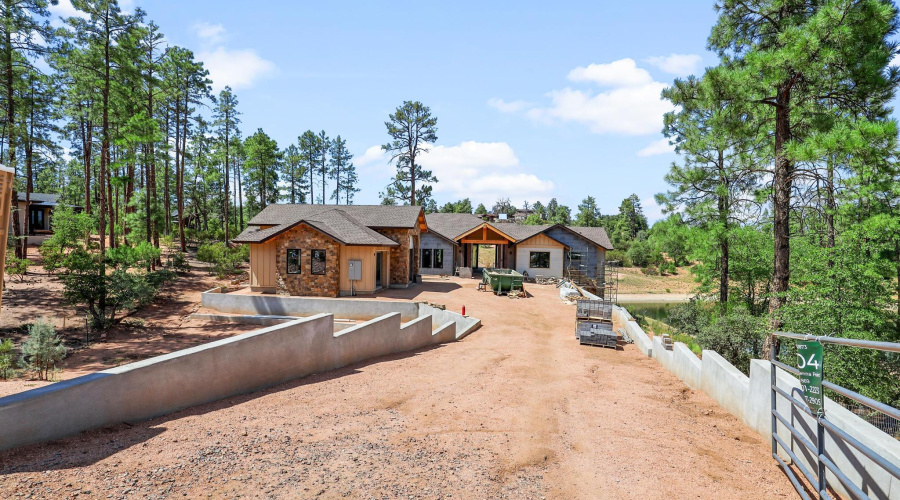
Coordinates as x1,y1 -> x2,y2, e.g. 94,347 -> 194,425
0,277 -> 796,499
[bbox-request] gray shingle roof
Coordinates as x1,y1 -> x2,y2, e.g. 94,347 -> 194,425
564,226 -> 614,250
424,213 -> 485,241
247,204 -> 424,229
17,192 -> 59,204
234,207 -> 401,246
493,223 -> 550,242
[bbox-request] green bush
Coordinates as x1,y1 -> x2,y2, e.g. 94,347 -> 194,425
640,266 -> 659,276
61,242 -> 175,329
5,257 -> 29,281
168,251 -> 191,273
198,242 -> 248,278
696,307 -> 766,374
627,240 -> 653,267
20,318 -> 66,380
606,249 -> 630,267
668,299 -> 709,338
0,339 -> 16,379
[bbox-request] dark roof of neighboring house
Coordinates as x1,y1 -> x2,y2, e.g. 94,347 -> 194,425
496,223 -> 551,242
247,204 -> 424,229
564,226 -> 614,250
424,213 -> 485,241
234,206 -> 405,246
17,192 -> 60,205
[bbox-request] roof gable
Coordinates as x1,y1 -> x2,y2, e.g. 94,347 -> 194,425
234,207 -> 401,246
248,204 -> 425,230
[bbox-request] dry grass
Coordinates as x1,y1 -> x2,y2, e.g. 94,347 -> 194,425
616,265 -> 698,294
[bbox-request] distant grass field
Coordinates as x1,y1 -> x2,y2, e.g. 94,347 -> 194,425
616,266 -> 697,295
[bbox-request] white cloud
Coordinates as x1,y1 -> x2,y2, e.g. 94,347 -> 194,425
644,54 -> 703,76
529,82 -> 670,135
492,58 -> 675,136
49,0 -> 88,20
637,137 -> 675,157
642,197 -> 665,224
193,22 -> 226,44
198,48 -> 275,92
417,141 -> 553,205
357,145 -> 388,169
487,98 -> 532,113
567,59 -> 653,87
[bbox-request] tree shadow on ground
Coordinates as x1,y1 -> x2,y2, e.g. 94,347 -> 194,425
0,342 -> 447,474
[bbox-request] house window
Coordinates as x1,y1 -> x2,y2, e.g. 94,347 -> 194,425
311,249 -> 326,275
422,248 -> 432,268
286,249 -> 301,274
530,251 -> 550,269
433,249 -> 443,269
569,252 -> 584,262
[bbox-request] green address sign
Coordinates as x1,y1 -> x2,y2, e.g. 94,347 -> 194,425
797,340 -> 824,416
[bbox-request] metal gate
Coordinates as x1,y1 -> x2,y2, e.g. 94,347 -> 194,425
770,332 -> 900,499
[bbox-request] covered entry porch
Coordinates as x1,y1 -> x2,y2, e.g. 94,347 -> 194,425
456,223 -> 516,273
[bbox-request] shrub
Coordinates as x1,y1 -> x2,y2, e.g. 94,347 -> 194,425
61,243 -> 175,330
627,240 -> 652,267
696,307 -> 766,374
0,339 -> 16,379
20,318 -> 67,380
606,249 -> 630,267
668,299 -> 708,338
640,266 -> 659,275
5,257 -> 29,281
168,251 -> 191,273
659,261 -> 677,275
198,242 -> 248,278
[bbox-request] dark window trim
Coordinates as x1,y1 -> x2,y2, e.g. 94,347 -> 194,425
311,249 -> 327,275
286,249 -> 302,274
530,251 -> 551,269
433,248 -> 443,269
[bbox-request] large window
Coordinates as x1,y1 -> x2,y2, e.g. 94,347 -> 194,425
286,249 -> 302,274
530,251 -> 550,269
421,248 -> 444,269
311,249 -> 326,275
433,249 -> 443,269
569,251 -> 584,263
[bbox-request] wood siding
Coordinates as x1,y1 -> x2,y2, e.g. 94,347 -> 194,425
250,240 -> 277,289
339,245 -> 390,294
514,234 -> 566,278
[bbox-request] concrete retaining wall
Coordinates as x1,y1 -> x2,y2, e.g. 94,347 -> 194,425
203,288 -> 420,321
201,289 -> 481,340
613,306 -> 651,357
621,315 -> 900,499
0,308 -> 471,452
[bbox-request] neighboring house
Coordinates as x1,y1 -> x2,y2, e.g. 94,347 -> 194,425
423,213 -> 614,282
8,192 -> 66,245
233,204 -> 427,297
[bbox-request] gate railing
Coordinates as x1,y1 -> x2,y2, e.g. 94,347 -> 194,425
770,332 -> 900,499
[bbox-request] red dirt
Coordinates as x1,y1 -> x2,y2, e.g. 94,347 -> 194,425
0,247 -> 258,397
0,276 -> 797,498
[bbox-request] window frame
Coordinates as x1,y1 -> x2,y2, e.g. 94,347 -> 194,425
310,249 -> 327,275
529,251 -> 551,269
569,251 -> 585,262
286,249 -> 302,274
433,248 -> 443,269
421,248 -> 433,269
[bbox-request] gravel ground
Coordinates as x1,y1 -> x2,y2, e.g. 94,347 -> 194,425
0,276 -> 797,499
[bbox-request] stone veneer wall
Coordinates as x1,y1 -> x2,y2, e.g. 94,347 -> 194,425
273,224 -> 341,297
376,228 -> 419,285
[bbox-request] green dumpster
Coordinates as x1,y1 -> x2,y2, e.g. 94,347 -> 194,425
482,268 -> 525,295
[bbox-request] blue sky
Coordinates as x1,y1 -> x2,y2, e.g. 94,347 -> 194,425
52,0 -> 728,220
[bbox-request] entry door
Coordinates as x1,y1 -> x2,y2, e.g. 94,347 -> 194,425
375,252 -> 383,288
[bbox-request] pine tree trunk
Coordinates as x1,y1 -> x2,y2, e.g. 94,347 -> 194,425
237,166 -> 243,232
178,95 -> 187,253
765,82 -> 793,358
81,114 -> 92,215
6,27 -> 22,259
224,116 -> 229,245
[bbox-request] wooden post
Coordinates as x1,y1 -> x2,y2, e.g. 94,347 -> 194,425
0,165 -> 14,312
